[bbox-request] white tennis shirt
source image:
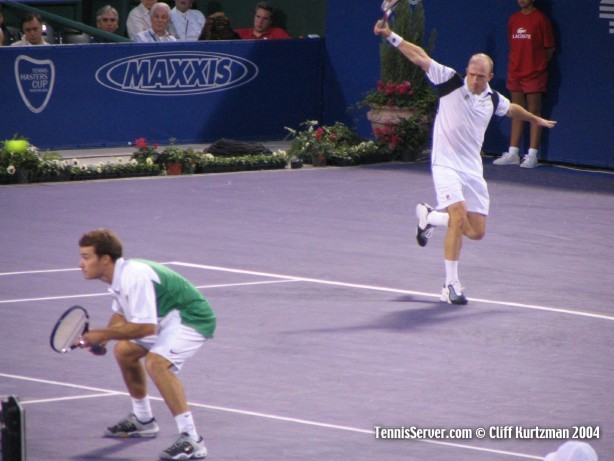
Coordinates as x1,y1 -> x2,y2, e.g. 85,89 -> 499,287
427,60 -> 510,177
109,258 -> 159,327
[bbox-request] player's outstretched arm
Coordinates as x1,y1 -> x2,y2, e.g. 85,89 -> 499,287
507,103 -> 557,129
373,20 -> 431,72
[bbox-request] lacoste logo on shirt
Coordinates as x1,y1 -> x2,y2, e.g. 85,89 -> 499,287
513,27 -> 532,39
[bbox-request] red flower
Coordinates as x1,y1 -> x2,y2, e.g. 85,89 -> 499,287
315,127 -> 325,141
134,137 -> 148,148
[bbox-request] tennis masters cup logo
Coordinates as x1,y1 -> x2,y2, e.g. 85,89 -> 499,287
95,51 -> 259,96
15,55 -> 55,113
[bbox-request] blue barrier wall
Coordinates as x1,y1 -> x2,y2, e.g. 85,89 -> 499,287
1,1 -> 612,168
324,0 -> 614,169
0,39 -> 323,150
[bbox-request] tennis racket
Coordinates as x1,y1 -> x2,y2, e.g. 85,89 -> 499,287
380,0 -> 401,24
50,305 -> 106,355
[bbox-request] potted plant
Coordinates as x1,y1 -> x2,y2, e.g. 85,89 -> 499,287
361,1 -> 437,160
285,120 -> 367,166
285,120 -> 393,167
374,116 -> 427,161
1,136 -> 41,183
159,146 -> 188,175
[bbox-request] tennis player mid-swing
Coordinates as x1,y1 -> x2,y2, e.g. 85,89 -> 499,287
78,228 -> 215,460
373,19 -> 556,304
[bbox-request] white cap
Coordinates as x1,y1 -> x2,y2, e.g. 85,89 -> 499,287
544,442 -> 598,461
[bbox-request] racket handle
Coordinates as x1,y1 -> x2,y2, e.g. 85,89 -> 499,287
90,344 -> 107,356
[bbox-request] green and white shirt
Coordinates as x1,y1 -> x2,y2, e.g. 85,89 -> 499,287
109,258 -> 216,338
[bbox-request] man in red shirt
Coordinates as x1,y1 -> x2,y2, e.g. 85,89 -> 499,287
493,0 -> 555,168
236,1 -> 291,40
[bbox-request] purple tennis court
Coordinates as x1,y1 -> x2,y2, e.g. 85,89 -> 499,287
1,160 -> 612,460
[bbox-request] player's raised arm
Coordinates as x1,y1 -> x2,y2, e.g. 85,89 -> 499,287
373,20 -> 431,72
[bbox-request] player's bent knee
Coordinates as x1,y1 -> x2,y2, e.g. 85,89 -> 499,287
145,352 -> 173,376
471,230 -> 486,240
114,340 -> 146,362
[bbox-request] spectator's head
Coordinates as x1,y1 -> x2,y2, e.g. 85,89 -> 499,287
150,3 -> 171,35
252,1 -> 274,35
174,0 -> 195,14
518,0 -> 536,9
96,5 -> 119,34
200,12 -> 236,40
141,0 -> 157,10
21,13 -> 44,45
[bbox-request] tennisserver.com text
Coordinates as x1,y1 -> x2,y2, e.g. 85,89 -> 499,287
374,425 -> 600,440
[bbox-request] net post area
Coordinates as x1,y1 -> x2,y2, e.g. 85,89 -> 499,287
1,395 -> 26,461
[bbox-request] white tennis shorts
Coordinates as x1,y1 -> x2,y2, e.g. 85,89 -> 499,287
134,310 -> 206,373
432,165 -> 490,215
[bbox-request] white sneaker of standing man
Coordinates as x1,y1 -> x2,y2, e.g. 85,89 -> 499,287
520,151 -> 539,168
493,150 -> 520,165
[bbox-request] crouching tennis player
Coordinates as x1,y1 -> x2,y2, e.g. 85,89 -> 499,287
78,228 -> 216,460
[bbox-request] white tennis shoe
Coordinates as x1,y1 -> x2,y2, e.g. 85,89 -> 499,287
159,433 -> 207,460
493,151 -> 520,165
416,203 -> 435,247
441,281 -> 468,305
520,153 -> 538,168
104,414 -> 159,438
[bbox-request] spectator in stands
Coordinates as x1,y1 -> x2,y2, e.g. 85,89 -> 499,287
133,3 -> 177,43
493,0 -> 555,169
91,5 -> 120,43
11,13 -> 49,46
171,0 -> 205,41
96,5 -> 119,35
0,8 -> 10,45
198,12 -> 240,40
1,10 -> 20,45
235,1 -> 291,40
127,0 -> 156,39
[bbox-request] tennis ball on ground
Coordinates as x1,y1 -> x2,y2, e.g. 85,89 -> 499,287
4,139 -> 29,153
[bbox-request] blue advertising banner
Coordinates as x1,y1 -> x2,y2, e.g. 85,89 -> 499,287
0,39 -> 324,150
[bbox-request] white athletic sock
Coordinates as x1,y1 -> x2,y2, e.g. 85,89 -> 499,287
445,259 -> 459,286
427,210 -> 449,227
131,397 -> 154,422
175,411 -> 199,440
508,146 -> 520,156
527,148 -> 538,157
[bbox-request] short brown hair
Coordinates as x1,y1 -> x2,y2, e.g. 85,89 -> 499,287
79,228 -> 123,262
255,1 -> 273,14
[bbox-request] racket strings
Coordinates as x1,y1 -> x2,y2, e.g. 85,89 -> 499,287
53,312 -> 87,352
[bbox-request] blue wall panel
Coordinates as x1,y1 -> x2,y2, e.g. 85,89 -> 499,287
1,1 -> 612,168
1,39 -> 323,150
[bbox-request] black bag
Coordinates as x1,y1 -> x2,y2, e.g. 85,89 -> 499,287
206,139 -> 272,157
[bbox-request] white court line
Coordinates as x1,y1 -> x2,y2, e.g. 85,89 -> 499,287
1,263 -> 611,321
195,279 -> 301,290
0,280 -> 299,305
0,268 -> 80,276
0,372 -> 541,460
0,292 -> 110,305
169,262 -> 614,322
